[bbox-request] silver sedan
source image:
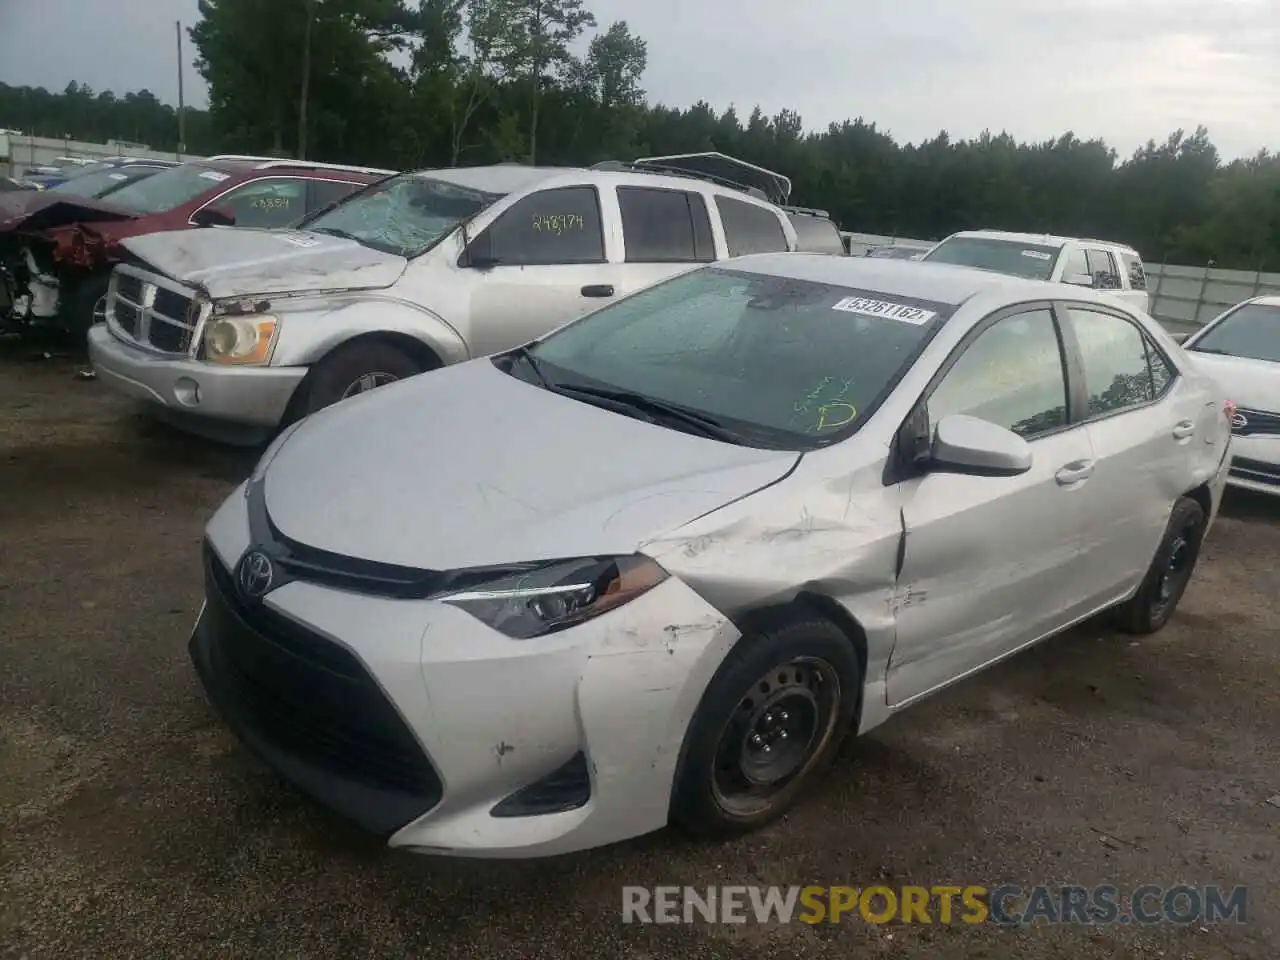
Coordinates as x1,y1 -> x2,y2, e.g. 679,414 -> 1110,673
189,253 -> 1233,858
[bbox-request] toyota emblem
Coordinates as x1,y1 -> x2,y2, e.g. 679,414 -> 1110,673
1230,412 -> 1248,431
237,550 -> 275,598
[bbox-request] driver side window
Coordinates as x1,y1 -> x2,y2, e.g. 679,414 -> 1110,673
208,178 -> 307,228
479,186 -> 605,266
928,309 -> 1069,438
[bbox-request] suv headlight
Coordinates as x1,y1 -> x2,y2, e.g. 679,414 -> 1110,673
203,314 -> 279,365
442,556 -> 668,639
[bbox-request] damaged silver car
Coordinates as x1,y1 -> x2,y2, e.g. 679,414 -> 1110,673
191,253 -> 1232,858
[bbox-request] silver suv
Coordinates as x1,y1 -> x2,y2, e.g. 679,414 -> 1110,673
88,153 -> 824,442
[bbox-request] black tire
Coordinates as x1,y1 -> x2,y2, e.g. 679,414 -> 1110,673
66,271 -> 111,342
1112,496 -> 1206,635
302,340 -> 424,417
670,610 -> 860,840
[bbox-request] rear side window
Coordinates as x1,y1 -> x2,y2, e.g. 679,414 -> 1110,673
617,187 -> 715,263
1120,251 -> 1147,290
1085,248 -> 1122,289
1067,307 -> 1156,414
788,214 -> 845,255
715,195 -> 789,257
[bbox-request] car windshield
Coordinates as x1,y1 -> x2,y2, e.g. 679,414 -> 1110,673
299,174 -> 502,258
1188,302 -> 1280,364
50,168 -> 147,198
923,236 -> 1060,280
515,266 -> 948,451
103,163 -> 233,215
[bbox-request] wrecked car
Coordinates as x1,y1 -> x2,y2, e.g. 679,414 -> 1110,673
89,153 -> 815,444
189,252 -> 1230,857
1,155 -> 391,339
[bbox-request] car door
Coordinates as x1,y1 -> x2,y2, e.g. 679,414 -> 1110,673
461,184 -> 629,356
1058,303 -> 1201,607
888,304 -> 1097,706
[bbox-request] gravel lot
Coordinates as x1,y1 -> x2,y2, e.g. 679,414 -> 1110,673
1,339 -> 1277,959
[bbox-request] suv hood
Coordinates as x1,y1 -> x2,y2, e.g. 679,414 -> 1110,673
0,191 -> 136,234
120,227 -> 409,300
263,360 -> 799,570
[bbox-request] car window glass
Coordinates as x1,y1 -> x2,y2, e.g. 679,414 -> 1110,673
1068,307 -> 1155,415
1085,249 -> 1121,289
714,195 -> 789,257
1062,247 -> 1090,280
1146,337 -> 1176,396
922,237 -> 1058,280
1187,302 -> 1280,364
1120,252 -> 1147,290
99,163 -> 234,215
788,214 -> 845,255
483,186 -> 604,265
308,179 -> 363,214
928,309 -> 1068,437
215,179 -> 307,228
617,187 -> 713,263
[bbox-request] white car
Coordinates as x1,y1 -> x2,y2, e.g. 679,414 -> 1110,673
190,254 -> 1231,858
1180,295 -> 1280,494
921,230 -> 1151,314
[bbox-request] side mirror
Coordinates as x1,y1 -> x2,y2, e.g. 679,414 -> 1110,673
1062,272 -> 1093,288
930,414 -> 1032,477
459,229 -> 498,269
192,206 -> 236,227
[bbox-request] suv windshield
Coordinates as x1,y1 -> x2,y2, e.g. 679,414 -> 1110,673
515,266 -> 947,450
103,163 -> 233,215
1188,302 -> 1280,364
300,174 -> 502,258
51,168 -> 146,198
923,236 -> 1060,280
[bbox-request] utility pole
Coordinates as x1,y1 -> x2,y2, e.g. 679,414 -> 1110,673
298,0 -> 315,160
176,20 -> 186,157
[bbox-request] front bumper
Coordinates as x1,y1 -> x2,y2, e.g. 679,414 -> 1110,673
88,324 -> 306,434
191,494 -> 740,858
1226,435 -> 1280,497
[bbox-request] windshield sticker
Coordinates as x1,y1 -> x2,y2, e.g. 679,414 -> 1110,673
279,233 -> 320,247
199,170 -> 231,182
108,173 -> 128,180
1021,250 -> 1052,260
532,213 -> 584,234
832,296 -> 936,325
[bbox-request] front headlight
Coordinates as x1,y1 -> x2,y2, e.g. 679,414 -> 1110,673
442,556 -> 669,639
203,314 -> 279,365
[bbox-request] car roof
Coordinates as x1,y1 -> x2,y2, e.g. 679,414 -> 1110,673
1249,295 -> 1280,308
717,252 -> 1101,307
947,229 -> 1140,255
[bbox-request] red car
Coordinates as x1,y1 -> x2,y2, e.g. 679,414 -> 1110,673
0,155 -> 394,338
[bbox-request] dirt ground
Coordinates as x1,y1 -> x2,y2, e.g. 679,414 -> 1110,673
1,339 -> 1277,960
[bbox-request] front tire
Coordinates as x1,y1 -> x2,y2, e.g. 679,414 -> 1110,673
302,340 -> 424,417
1113,496 -> 1206,635
671,611 -> 860,840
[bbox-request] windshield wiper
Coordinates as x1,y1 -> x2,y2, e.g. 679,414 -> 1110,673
550,383 -> 743,443
310,226 -> 363,242
509,344 -> 551,387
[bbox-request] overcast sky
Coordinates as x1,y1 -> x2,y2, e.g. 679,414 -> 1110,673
0,0 -> 1275,161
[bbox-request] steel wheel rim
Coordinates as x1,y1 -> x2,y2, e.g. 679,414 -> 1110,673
1153,525 -> 1196,615
341,371 -> 398,399
711,656 -> 841,819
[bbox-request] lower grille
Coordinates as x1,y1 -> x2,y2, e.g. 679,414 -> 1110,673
198,542 -> 443,818
1229,457 -> 1280,487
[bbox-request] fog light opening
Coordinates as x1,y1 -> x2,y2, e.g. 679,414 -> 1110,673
490,751 -> 591,817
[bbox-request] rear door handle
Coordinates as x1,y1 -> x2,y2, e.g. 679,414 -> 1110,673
1172,419 -> 1195,439
581,284 -> 614,298
1055,459 -> 1095,485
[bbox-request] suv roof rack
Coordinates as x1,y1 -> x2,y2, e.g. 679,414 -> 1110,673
204,154 -> 397,176
590,151 -> 792,205
782,204 -> 830,219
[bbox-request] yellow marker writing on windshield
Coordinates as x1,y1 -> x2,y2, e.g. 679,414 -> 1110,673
814,402 -> 857,430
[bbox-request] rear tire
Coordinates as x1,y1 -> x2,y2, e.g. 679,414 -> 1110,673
1112,496 -> 1205,635
671,611 -> 860,840
302,340 -> 424,417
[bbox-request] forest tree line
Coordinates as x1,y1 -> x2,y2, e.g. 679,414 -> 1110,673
2,0 -> 1277,270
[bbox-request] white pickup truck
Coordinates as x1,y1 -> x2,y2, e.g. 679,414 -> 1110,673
921,229 -> 1152,314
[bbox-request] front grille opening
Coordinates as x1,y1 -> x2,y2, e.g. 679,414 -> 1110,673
1229,457 -> 1280,486
491,751 -> 591,817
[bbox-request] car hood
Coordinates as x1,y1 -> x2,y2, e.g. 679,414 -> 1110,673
1184,351 -> 1280,412
263,360 -> 800,570
120,227 -> 408,300
0,191 -> 136,234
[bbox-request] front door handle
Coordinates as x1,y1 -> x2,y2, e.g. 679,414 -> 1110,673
581,284 -> 614,298
1055,459 -> 1095,485
1172,419 -> 1195,439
